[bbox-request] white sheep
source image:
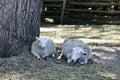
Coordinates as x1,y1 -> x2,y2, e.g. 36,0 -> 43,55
31,37 -> 56,59
58,39 -> 92,64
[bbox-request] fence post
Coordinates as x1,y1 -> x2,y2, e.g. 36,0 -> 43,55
60,0 -> 67,24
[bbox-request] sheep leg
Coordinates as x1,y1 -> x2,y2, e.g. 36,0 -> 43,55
57,53 -> 63,59
32,51 -> 41,59
52,54 -> 55,57
67,58 -> 71,63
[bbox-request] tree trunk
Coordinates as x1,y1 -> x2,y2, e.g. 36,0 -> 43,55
0,0 -> 43,57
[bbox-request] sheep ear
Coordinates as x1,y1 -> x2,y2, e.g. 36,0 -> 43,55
36,36 -> 40,41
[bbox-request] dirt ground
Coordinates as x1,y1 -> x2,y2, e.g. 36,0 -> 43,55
0,24 -> 120,80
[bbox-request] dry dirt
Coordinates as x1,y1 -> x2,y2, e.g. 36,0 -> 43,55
0,24 -> 120,80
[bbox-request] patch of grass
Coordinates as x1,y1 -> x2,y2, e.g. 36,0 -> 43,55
14,64 -> 118,80
41,25 -> 120,44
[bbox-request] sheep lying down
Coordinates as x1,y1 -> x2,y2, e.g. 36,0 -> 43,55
31,37 -> 56,59
58,39 -> 93,64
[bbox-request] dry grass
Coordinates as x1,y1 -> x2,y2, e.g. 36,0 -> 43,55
40,25 -> 120,44
0,24 -> 120,80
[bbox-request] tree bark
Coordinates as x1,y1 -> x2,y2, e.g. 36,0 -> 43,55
0,0 -> 43,57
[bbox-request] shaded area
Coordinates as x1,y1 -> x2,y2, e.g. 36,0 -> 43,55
42,0 -> 120,24
0,43 -> 120,79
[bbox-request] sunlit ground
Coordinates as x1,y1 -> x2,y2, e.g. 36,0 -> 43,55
40,24 -> 120,44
